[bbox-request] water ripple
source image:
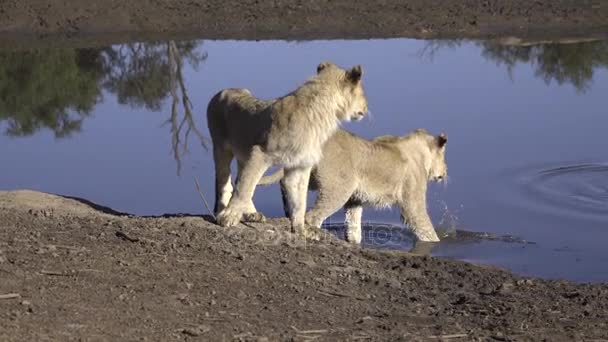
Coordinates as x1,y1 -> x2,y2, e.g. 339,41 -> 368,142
520,163 -> 608,220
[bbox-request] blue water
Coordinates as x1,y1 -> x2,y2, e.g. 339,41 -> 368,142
1,39 -> 607,282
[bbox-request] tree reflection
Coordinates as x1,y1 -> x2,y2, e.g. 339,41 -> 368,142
166,41 -> 208,175
0,48 -> 104,137
0,41 -> 206,135
420,38 -> 608,92
0,41 -> 208,174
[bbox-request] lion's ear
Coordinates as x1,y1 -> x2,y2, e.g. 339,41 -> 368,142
317,61 -> 333,74
347,65 -> 363,83
436,133 -> 448,148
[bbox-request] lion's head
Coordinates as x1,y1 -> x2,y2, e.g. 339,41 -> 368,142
316,61 -> 368,122
428,132 -> 448,182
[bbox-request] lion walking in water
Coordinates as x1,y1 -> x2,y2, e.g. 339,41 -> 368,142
260,129 -> 448,242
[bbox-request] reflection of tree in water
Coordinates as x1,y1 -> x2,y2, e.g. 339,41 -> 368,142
101,41 -> 205,111
0,49 -> 104,137
0,42 -> 205,132
100,41 -> 208,174
0,41 -> 208,173
420,39 -> 608,92
166,41 -> 208,175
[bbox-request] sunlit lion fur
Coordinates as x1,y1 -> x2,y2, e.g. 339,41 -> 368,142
207,62 -> 368,235
259,128 -> 448,242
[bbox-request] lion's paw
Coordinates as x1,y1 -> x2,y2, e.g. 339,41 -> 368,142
242,212 -> 267,223
216,208 -> 243,227
345,231 -> 362,244
415,229 -> 440,242
293,225 -> 324,241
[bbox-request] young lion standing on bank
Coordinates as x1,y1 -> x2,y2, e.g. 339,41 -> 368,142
207,62 -> 368,236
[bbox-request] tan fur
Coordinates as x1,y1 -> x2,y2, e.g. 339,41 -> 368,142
207,62 -> 368,235
259,129 -> 448,242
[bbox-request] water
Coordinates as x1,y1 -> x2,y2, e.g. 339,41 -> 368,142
1,39 -> 607,282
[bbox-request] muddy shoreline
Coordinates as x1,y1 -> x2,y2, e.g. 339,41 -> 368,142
1,0 -> 607,48
1,190 -> 607,340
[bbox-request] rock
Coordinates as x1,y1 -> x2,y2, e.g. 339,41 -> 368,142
180,325 -> 210,336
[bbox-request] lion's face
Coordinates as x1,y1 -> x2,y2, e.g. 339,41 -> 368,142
345,78 -> 368,122
316,62 -> 369,122
429,133 -> 448,182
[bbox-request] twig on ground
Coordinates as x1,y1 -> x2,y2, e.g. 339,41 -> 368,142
428,334 -> 468,339
291,326 -> 328,334
177,259 -> 206,265
40,270 -> 71,276
296,335 -> 322,340
54,245 -> 88,252
115,231 -> 139,243
317,288 -> 366,301
0,293 -> 20,300
194,176 -> 215,220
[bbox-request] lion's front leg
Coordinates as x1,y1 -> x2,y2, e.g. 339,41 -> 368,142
282,166 -> 313,237
399,193 -> 440,242
217,147 -> 270,227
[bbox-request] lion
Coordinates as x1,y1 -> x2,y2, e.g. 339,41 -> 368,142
259,128 -> 448,242
207,62 -> 368,236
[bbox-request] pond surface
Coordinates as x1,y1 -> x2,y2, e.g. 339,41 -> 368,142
2,39 -> 607,282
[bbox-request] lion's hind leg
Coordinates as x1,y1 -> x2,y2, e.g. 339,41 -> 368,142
217,146 -> 270,227
344,202 -> 364,244
282,166 -> 314,236
305,181 -> 357,228
213,146 -> 234,215
238,160 -> 267,223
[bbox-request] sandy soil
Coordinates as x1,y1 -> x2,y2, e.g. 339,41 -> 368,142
0,0 -> 607,47
0,190 -> 607,341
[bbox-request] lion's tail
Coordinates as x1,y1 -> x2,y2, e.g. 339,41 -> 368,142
258,168 -> 284,186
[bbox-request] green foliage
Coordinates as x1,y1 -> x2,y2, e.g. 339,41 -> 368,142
420,39 -> 608,92
0,41 -> 205,137
480,40 -> 608,92
0,48 -> 104,137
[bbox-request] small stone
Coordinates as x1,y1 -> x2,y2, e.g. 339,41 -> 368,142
181,324 -> 210,336
492,332 -> 506,341
498,282 -> 514,294
357,316 -> 373,324
516,279 -> 534,286
20,300 -> 31,306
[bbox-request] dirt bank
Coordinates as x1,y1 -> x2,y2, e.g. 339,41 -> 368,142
0,0 -> 607,48
0,190 -> 607,341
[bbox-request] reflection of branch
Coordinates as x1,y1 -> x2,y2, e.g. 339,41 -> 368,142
416,40 -> 464,61
167,41 -> 208,176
